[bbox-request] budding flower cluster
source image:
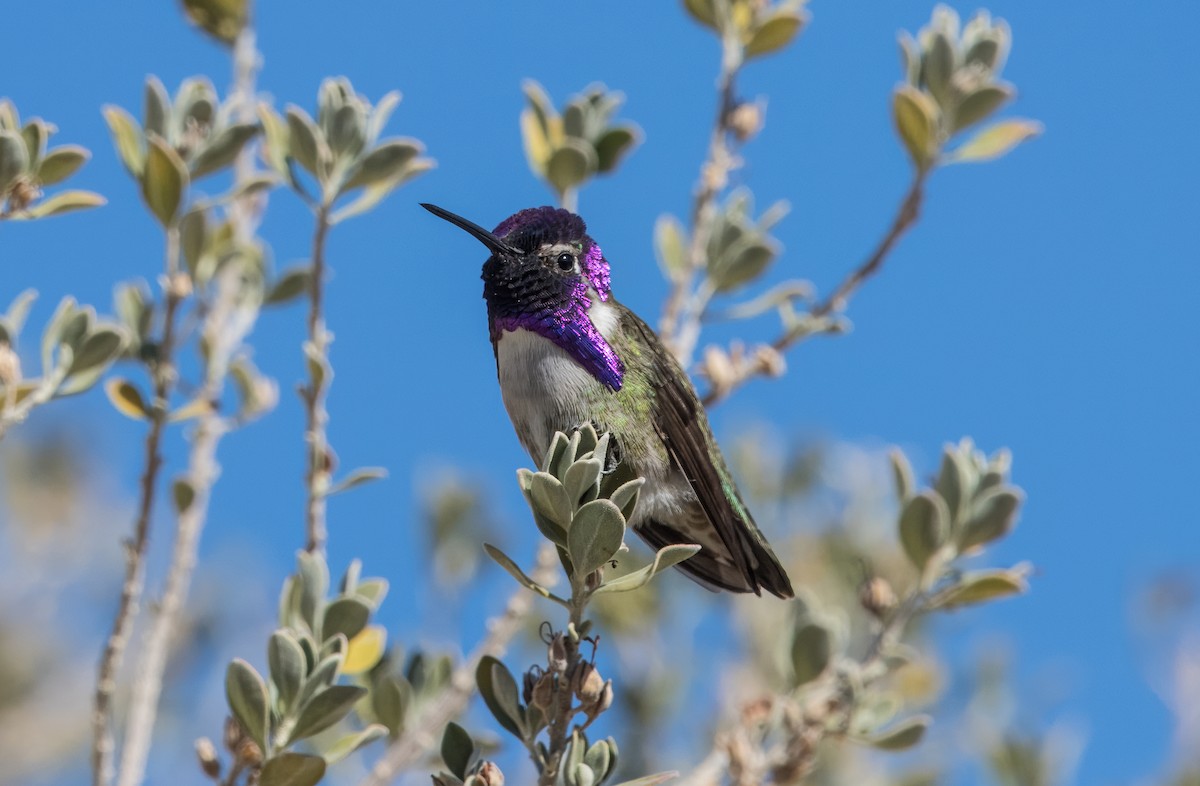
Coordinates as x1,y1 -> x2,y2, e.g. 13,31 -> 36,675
859,575 -> 898,621
194,737 -> 220,780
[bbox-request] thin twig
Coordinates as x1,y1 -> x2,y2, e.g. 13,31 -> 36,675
661,59 -> 741,368
92,228 -> 184,786
700,173 -> 927,407
676,584 -> 930,786
537,593 -> 588,786
112,21 -> 266,786
303,203 -> 332,554
359,543 -> 559,786
809,174 -> 926,320
116,413 -> 228,786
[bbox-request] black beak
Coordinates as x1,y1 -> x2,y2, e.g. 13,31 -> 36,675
421,203 -> 519,256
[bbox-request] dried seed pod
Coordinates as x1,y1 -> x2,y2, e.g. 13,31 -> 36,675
572,662 -> 604,705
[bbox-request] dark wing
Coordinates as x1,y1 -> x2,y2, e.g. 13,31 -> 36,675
624,311 -> 794,599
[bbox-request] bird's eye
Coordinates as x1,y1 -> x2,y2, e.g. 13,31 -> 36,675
556,252 -> 575,271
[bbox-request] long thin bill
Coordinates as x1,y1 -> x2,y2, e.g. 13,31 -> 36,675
420,203 -> 516,255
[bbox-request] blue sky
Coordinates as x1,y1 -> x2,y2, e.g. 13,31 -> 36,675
4,1 -> 1199,784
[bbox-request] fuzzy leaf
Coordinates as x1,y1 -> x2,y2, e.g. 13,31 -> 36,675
892,86 -> 939,171
476,655 -> 524,739
943,119 -> 1042,164
484,543 -> 566,604
594,124 -> 639,173
952,84 -> 1013,133
889,448 -> 914,502
288,685 -> 367,743
608,477 -> 644,521
191,123 -> 259,179
327,466 -> 387,496
372,675 -> 411,736
342,625 -> 387,675
269,630 -> 306,712
441,722 -> 475,780
790,621 -> 832,685
744,12 -> 805,59
546,138 -> 596,194
682,0 -> 718,30
20,190 -> 106,219
181,0 -> 247,45
959,487 -> 1022,550
564,457 -> 603,506
105,378 -> 149,420
329,160 -> 432,223
856,714 -> 930,750
264,265 -> 312,305
529,471 -> 573,528
341,138 -> 421,192
521,108 -> 551,176
225,658 -> 269,750
285,106 -> 325,176
67,327 -> 124,375
259,753 -> 326,786
142,135 -> 188,226
568,498 -> 626,577
323,596 -> 371,642
103,105 -> 145,177
0,130 -> 28,191
36,145 -> 90,186
924,31 -> 955,105
143,76 -> 170,138
898,491 -> 949,572
323,724 -> 388,765
932,569 -> 1028,609
594,544 -> 699,594
935,448 -> 969,524
654,214 -> 689,283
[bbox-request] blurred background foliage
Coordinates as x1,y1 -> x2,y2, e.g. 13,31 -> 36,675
0,0 -> 1197,785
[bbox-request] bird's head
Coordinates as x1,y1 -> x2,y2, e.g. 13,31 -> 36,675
422,202 -> 624,390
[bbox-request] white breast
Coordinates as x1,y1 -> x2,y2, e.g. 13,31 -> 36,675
495,296 -> 619,461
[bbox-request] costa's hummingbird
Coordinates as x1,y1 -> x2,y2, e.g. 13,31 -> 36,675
423,203 -> 794,598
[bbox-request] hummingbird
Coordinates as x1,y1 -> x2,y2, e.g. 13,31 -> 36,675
422,203 -> 794,599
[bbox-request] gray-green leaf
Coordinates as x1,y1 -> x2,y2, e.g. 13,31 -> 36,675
225,658 -> 269,750
323,596 -> 371,642
191,123 -> 259,179
288,684 -> 367,743
959,487 -> 1022,550
323,724 -> 387,765
264,265 -> 312,305
268,630 -> 306,712
856,714 -> 930,750
595,543 -> 699,594
103,105 -> 145,177
790,621 -> 832,685
476,655 -> 524,740
484,543 -> 566,604
259,753 -> 326,786
898,491 -> 949,572
37,145 -> 90,186
341,139 -> 421,192
545,138 -> 595,194
441,721 -> 474,780
594,124 -> 639,173
142,136 -> 187,227
0,130 -> 28,191
568,498 -> 626,578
